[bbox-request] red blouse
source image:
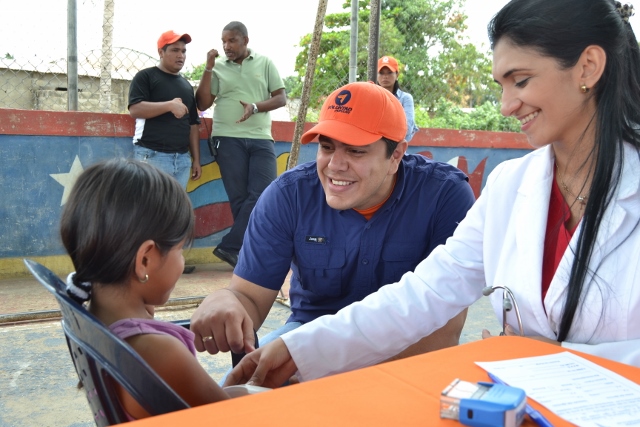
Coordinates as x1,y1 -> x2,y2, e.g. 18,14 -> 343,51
541,173 -> 581,300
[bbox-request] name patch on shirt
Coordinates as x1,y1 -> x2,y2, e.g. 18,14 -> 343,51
305,236 -> 327,244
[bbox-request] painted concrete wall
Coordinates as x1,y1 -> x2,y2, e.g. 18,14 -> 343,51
0,109 -> 531,278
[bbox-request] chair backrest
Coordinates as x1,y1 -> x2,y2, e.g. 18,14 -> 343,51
23,259 -> 189,426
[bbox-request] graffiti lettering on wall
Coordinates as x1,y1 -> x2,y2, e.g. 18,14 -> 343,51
417,150 -> 487,198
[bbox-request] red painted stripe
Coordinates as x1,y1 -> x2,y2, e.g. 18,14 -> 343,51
194,202 -> 234,239
271,120 -> 530,150
1,109 -> 135,137
411,128 -> 530,150
0,109 -> 530,150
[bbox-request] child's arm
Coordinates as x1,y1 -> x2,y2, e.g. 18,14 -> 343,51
119,333 -> 229,419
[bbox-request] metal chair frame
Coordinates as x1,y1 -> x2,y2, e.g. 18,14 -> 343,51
23,259 -> 189,426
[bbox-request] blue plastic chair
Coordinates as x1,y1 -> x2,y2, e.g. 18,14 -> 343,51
23,259 -> 189,426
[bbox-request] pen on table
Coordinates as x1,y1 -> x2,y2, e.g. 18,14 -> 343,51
487,372 -> 555,427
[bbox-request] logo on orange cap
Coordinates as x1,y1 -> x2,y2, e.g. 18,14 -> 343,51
335,90 -> 351,106
301,82 -> 407,146
377,56 -> 399,73
328,90 -> 354,114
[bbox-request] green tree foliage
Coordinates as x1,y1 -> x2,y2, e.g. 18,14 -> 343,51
290,0 -> 500,113
182,63 -> 206,82
418,98 -> 520,132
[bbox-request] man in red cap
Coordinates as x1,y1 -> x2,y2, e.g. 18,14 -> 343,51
128,30 -> 202,274
191,81 -> 475,367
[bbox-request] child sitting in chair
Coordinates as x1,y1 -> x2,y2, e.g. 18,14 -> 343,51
60,158 -> 230,419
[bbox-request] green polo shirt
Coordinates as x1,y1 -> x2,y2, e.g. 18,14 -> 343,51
210,50 -> 284,140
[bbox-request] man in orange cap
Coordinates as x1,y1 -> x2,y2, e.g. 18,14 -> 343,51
191,81 -> 475,367
377,55 -> 420,142
128,30 -> 202,274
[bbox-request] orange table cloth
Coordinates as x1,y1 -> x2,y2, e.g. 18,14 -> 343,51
130,336 -> 640,426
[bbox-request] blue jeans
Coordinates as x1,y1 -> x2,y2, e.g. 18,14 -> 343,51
214,137 -> 276,253
133,145 -> 191,189
219,321 -> 303,386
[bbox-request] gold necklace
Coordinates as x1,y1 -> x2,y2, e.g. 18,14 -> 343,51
556,163 -> 589,207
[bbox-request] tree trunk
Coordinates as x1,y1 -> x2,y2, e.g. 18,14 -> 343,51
287,0 -> 328,170
367,0 -> 382,82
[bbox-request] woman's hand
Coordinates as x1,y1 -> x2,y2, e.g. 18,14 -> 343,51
482,325 -> 560,345
223,338 -> 299,389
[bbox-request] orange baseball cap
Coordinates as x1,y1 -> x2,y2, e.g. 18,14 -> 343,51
301,81 -> 407,145
157,30 -> 192,50
377,56 -> 399,73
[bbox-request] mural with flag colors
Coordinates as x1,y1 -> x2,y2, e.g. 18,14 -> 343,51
0,109 -> 531,261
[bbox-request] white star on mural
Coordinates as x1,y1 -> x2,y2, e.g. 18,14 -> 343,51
50,156 -> 84,206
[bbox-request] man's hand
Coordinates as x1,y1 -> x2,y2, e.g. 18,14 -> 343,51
169,98 -> 188,119
191,162 -> 202,180
482,325 -> 560,345
206,49 -> 219,70
237,100 -> 255,123
195,50 -> 219,111
190,289 -> 256,354
223,338 -> 298,389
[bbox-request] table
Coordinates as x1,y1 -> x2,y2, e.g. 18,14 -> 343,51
130,336 -> 640,426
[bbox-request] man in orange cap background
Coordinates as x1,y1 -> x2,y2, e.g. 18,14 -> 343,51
191,81 -> 475,369
377,55 -> 420,142
128,30 -> 202,274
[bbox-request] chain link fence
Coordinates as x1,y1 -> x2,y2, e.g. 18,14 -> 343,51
0,47 -> 156,113
284,0 -> 519,132
0,0 -> 519,131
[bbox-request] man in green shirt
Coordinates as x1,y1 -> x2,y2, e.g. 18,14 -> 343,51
196,21 -> 286,268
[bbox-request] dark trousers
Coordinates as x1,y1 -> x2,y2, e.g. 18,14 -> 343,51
214,136 -> 277,253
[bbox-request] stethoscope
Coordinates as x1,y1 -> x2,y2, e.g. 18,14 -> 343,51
482,285 -> 525,336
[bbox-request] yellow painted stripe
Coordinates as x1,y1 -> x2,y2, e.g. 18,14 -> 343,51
189,152 -> 291,194
3,247 -> 224,280
277,152 -> 290,176
187,162 -> 222,192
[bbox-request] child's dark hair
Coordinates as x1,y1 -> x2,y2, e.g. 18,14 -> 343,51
60,158 -> 194,303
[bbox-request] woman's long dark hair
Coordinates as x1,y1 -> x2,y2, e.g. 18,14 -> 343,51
489,0 -> 640,341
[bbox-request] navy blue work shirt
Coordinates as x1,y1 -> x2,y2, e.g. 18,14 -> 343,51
235,154 -> 476,324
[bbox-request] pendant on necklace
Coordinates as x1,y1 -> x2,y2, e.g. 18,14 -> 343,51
559,173 -> 588,207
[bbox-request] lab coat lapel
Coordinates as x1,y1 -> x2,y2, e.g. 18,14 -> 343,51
513,148 -> 557,335
545,143 -> 640,334
586,144 -> 640,274
514,148 -> 554,286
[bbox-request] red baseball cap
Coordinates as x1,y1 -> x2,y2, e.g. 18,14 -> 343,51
377,56 -> 399,73
157,30 -> 192,50
301,81 -> 407,145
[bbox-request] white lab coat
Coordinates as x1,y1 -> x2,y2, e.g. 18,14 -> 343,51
283,143 -> 640,381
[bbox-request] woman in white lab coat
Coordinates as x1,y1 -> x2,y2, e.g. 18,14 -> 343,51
225,0 -> 640,386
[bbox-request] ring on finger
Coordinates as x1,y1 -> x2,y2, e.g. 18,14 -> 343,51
202,336 -> 214,342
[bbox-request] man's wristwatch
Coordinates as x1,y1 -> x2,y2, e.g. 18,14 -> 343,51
252,103 -> 259,114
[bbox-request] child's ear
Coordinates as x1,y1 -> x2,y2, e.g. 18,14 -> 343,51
134,240 -> 156,283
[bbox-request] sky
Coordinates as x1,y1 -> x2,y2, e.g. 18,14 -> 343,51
1,0 -> 638,77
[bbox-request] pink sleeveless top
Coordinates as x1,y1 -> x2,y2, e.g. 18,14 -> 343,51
109,318 -> 196,420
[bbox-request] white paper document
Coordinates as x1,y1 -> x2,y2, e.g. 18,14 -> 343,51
475,352 -> 640,427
